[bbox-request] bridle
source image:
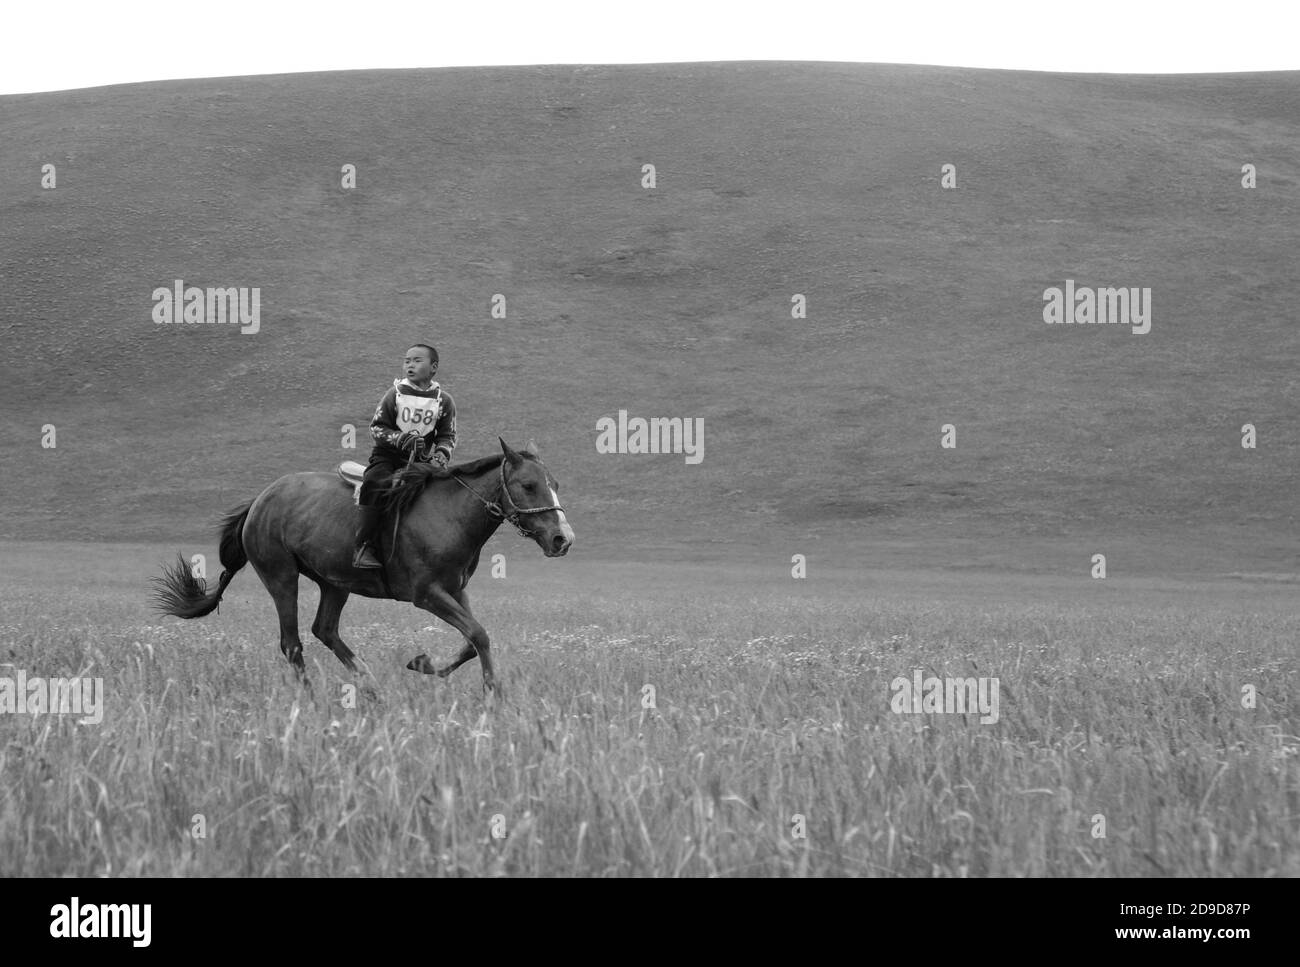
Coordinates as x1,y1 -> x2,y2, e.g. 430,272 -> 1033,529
449,458 -> 564,539
382,451 -> 563,568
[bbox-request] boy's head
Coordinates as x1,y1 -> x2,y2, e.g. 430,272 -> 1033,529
404,344 -> 439,383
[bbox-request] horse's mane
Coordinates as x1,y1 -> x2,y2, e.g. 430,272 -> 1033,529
381,450 -> 538,516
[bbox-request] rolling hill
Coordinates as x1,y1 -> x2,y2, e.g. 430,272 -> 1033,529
1,63 -> 1297,574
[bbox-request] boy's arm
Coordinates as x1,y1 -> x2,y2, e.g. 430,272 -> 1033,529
369,387 -> 404,449
431,392 -> 457,462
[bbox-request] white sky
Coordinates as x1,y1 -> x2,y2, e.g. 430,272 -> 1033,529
3,0 -> 1296,95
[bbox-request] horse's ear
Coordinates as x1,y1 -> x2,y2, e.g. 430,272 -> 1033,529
499,436 -> 522,465
523,437 -> 540,459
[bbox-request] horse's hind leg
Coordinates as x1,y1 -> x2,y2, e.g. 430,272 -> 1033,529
310,582 -> 360,673
248,551 -> 307,676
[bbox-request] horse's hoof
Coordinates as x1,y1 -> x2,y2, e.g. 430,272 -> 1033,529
406,654 -> 437,675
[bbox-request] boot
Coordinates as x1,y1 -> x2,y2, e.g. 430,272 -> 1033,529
352,504 -> 384,569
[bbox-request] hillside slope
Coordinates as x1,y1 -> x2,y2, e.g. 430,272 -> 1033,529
1,64 -> 1296,570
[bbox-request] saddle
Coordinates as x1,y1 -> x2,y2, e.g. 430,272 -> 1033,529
337,461 -> 367,504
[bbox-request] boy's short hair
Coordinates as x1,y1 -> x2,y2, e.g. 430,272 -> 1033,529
408,343 -> 439,371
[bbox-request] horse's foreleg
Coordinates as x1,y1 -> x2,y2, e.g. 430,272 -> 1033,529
407,640 -> 477,678
434,588 -> 482,677
406,586 -> 497,692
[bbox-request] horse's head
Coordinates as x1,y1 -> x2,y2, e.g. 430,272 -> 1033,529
499,437 -> 574,557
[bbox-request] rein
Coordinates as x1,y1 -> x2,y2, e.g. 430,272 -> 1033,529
385,444 -> 425,565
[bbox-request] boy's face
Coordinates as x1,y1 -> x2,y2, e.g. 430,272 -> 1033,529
404,347 -> 434,384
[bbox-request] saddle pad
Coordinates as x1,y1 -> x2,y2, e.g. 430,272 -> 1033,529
337,461 -> 366,503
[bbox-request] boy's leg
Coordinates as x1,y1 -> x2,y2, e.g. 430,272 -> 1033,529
353,455 -> 398,569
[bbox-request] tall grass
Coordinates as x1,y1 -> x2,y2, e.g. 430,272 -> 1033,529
1,574 -> 1296,876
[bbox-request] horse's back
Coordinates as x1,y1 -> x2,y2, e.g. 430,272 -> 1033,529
250,470 -> 347,506
245,472 -> 355,545
240,470 -> 393,595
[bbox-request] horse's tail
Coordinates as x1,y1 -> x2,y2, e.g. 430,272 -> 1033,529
151,500 -> 253,619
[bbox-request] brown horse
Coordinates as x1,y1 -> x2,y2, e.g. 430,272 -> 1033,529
151,438 -> 573,693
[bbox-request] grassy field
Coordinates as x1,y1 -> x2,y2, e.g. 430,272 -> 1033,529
1,542 -> 1295,876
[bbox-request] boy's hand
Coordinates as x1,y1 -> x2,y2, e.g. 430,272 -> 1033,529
432,450 -> 448,468
397,430 -> 425,452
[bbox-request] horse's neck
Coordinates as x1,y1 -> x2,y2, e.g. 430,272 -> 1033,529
425,464 -> 505,550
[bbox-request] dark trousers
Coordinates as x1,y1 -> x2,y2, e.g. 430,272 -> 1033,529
359,448 -> 407,506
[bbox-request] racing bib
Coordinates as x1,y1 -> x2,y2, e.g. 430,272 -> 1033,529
394,381 -> 442,434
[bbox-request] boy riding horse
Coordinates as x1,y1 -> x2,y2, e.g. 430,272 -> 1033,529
353,343 -> 457,569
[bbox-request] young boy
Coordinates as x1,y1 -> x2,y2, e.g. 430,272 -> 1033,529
353,343 -> 458,569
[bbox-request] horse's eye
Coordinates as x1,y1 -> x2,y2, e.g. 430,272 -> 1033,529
524,483 -> 536,492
